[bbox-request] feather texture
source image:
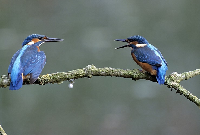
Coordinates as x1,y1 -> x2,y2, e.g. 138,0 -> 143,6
8,42 -> 46,90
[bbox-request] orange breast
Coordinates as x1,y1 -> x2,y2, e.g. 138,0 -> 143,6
36,46 -> 40,52
131,53 -> 157,76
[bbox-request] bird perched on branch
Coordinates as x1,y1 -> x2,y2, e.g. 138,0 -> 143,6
8,34 -> 64,90
115,35 -> 168,84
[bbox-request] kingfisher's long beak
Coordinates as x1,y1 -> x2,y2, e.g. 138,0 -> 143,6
115,44 -> 129,49
114,39 -> 127,42
44,37 -> 64,42
115,38 -> 130,49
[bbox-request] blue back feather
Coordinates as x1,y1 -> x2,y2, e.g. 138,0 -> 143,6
9,46 -> 29,90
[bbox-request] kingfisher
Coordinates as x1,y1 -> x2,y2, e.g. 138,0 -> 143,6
8,34 -> 64,90
115,35 -> 168,84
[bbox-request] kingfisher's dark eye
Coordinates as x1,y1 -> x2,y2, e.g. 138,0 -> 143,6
38,36 -> 43,40
128,39 -> 133,42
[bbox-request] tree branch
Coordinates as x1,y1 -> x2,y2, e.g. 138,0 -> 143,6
1,65 -> 200,107
0,125 -> 7,135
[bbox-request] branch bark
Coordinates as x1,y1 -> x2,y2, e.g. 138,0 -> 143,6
1,65 -> 200,107
0,125 -> 7,135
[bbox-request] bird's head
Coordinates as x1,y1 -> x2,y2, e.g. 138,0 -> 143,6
115,35 -> 149,49
22,34 -> 64,47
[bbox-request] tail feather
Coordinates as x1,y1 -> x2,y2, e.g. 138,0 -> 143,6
156,64 -> 168,85
9,74 -> 23,90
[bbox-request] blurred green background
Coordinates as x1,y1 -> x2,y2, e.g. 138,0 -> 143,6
0,0 -> 200,135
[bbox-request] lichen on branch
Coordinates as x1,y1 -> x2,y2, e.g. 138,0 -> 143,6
1,65 -> 200,107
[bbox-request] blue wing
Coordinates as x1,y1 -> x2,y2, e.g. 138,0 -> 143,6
29,52 -> 46,83
147,44 -> 168,84
8,49 -> 21,73
149,44 -> 167,66
133,44 -> 168,84
9,47 -> 26,90
21,49 -> 46,84
133,44 -> 163,66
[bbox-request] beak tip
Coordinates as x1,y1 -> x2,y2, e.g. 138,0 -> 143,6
115,39 -> 126,42
44,38 -> 64,42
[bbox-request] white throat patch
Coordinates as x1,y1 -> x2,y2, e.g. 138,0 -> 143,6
135,44 -> 147,48
27,41 -> 44,46
27,41 -> 35,45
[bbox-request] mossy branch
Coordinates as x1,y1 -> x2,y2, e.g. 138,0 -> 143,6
1,65 -> 200,107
